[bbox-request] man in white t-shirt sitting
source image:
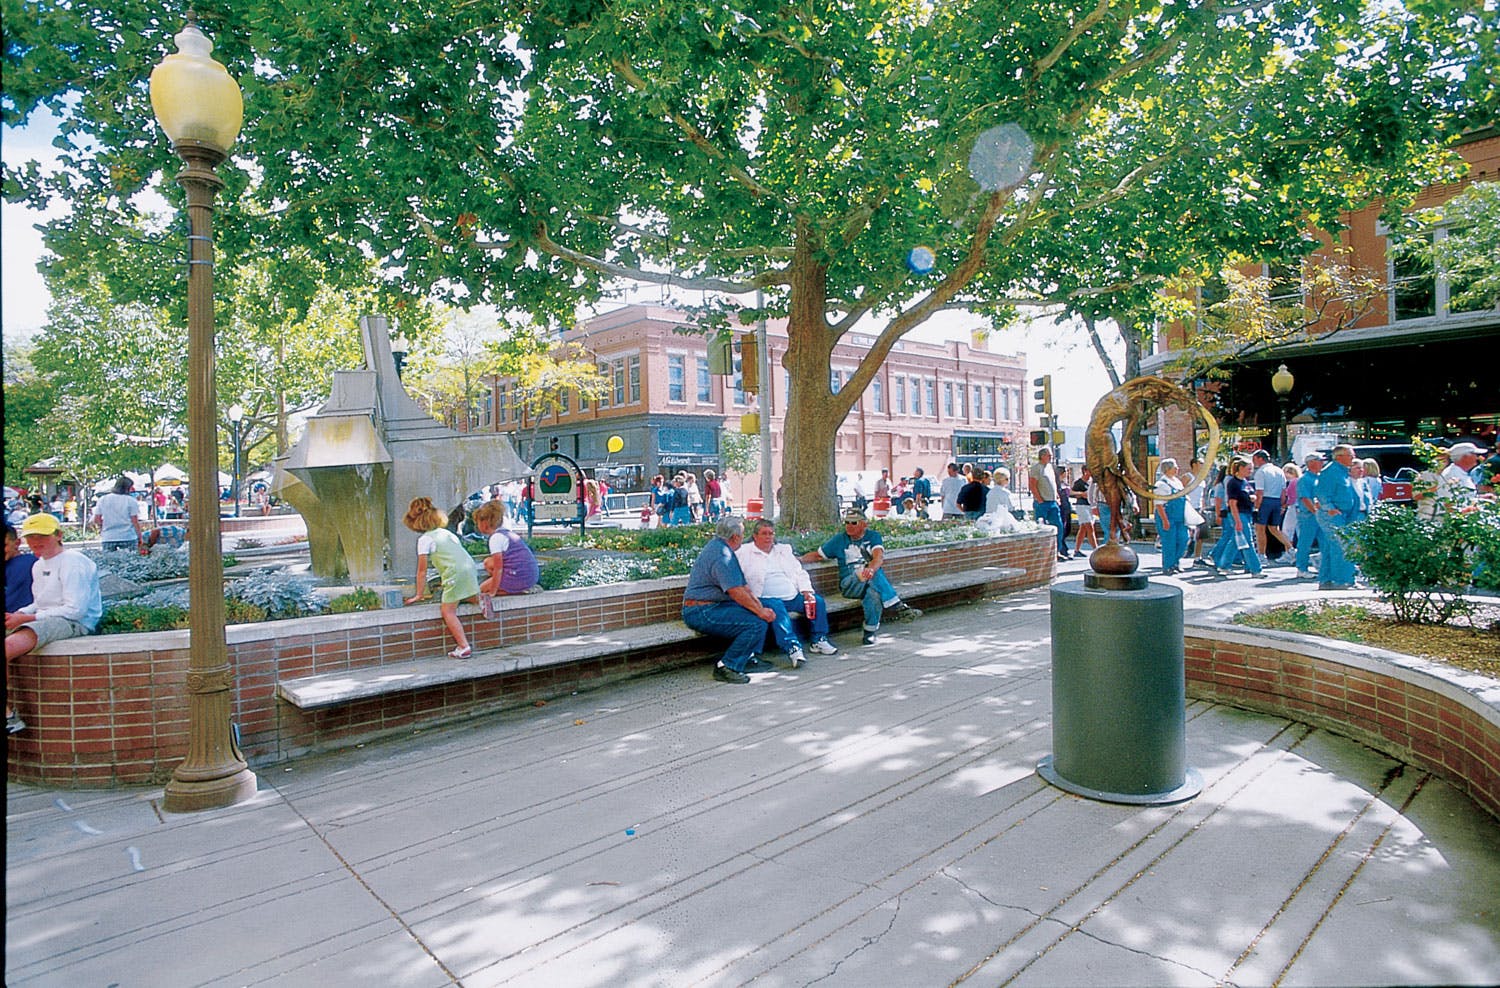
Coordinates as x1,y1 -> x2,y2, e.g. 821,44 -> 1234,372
6,513 -> 103,734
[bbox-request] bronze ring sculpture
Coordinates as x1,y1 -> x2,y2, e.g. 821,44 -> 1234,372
1083,376 -> 1219,572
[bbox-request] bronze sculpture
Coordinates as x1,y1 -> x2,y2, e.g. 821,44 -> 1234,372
1083,376 -> 1218,573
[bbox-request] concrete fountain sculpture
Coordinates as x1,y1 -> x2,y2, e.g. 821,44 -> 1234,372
273,314 -> 531,585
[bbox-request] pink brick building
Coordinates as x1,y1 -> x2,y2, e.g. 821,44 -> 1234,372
483,304 -> 1029,502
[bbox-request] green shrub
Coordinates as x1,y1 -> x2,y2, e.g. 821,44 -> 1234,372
224,599 -> 270,624
1344,502 -> 1490,624
327,587 -> 382,613
97,602 -> 190,634
537,558 -> 585,590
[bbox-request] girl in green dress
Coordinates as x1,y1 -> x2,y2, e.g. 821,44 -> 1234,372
402,496 -> 480,658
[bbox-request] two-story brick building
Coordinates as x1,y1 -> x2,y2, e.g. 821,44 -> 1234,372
482,304 -> 1029,502
1150,125 -> 1499,463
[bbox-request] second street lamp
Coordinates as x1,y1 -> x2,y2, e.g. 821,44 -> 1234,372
150,15 -> 257,812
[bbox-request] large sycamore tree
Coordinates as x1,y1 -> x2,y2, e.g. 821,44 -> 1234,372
4,1 -> 1493,526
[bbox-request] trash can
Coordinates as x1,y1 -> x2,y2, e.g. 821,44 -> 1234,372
746,497 -> 764,520
1037,578 -> 1202,804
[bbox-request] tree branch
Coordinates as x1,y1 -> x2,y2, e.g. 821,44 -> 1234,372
611,55 -> 778,200
530,221 -> 788,293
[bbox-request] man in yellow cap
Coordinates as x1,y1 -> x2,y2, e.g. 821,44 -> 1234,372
5,512 -> 102,734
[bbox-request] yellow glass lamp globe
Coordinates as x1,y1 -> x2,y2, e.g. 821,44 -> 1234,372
149,20 -> 242,151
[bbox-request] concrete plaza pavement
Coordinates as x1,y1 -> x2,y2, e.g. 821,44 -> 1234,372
7,552 -> 1500,987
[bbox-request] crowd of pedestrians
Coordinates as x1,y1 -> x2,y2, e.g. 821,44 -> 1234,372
1182,440 -> 1495,589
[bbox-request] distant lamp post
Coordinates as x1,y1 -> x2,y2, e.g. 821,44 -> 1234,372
228,403 -> 244,519
391,334 -> 410,380
150,14 -> 257,812
1270,363 -> 1295,461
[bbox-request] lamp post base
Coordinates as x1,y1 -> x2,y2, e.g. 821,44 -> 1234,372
162,767 -> 259,813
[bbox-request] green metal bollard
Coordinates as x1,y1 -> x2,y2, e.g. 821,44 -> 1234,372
1037,575 -> 1202,804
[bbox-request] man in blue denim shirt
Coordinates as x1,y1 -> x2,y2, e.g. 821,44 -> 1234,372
1313,444 -> 1360,589
681,517 -> 775,684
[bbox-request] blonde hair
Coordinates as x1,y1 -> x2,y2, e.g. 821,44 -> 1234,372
403,496 -> 448,533
1361,458 -> 1381,477
472,499 -> 506,529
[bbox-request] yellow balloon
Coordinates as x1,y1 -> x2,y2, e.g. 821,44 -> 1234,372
607,435 -> 624,454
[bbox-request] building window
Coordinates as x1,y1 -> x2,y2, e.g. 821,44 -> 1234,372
1386,229 -> 1485,321
873,378 -> 884,413
973,384 -> 983,420
628,355 -> 641,403
925,379 -> 937,418
957,382 -> 968,419
696,357 -> 711,401
894,376 -> 906,415
669,354 -> 686,402
496,387 -> 508,424
830,369 -> 841,394
596,364 -> 610,408
612,359 -> 626,405
734,355 -> 746,406
560,389 -> 569,414
944,382 -> 954,417
985,385 -> 994,421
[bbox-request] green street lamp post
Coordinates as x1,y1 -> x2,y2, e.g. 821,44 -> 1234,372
1271,363 -> 1295,462
150,14 -> 257,812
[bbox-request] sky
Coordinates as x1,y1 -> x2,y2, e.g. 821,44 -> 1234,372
2,109 -> 1118,429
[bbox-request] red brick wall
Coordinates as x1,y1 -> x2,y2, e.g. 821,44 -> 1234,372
1186,630 -> 1500,821
7,530 -> 1058,788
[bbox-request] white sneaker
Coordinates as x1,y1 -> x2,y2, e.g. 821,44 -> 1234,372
787,646 -> 806,668
808,638 -> 839,655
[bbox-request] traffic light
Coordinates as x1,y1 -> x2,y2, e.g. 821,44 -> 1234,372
739,332 -> 759,393
1051,429 -> 1066,445
549,436 -> 559,452
1029,428 -> 1048,446
1033,374 -> 1052,417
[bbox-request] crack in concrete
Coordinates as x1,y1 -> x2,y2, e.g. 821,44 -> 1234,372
805,893 -> 903,986
1068,923 -> 1223,982
942,868 -> 1062,927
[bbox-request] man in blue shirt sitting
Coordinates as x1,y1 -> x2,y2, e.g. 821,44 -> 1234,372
681,517 -> 775,684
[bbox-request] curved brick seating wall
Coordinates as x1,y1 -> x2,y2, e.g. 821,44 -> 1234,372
6,530 -> 1057,788
1184,625 -> 1500,821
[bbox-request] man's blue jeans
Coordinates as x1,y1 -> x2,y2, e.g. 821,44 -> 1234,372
1035,499 -> 1066,554
1295,513 -> 1319,571
682,602 -> 768,673
1315,511 -> 1357,585
842,569 -> 899,631
761,594 -> 831,652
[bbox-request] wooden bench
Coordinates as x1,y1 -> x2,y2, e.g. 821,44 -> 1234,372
277,565 -> 1025,710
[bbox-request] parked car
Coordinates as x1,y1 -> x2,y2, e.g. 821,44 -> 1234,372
1352,444 -> 1424,505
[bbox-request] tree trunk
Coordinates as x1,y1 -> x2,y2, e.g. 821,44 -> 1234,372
778,245 -> 847,530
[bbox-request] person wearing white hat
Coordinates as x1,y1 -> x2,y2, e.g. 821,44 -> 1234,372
5,512 -> 103,734
1435,442 -> 1488,510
